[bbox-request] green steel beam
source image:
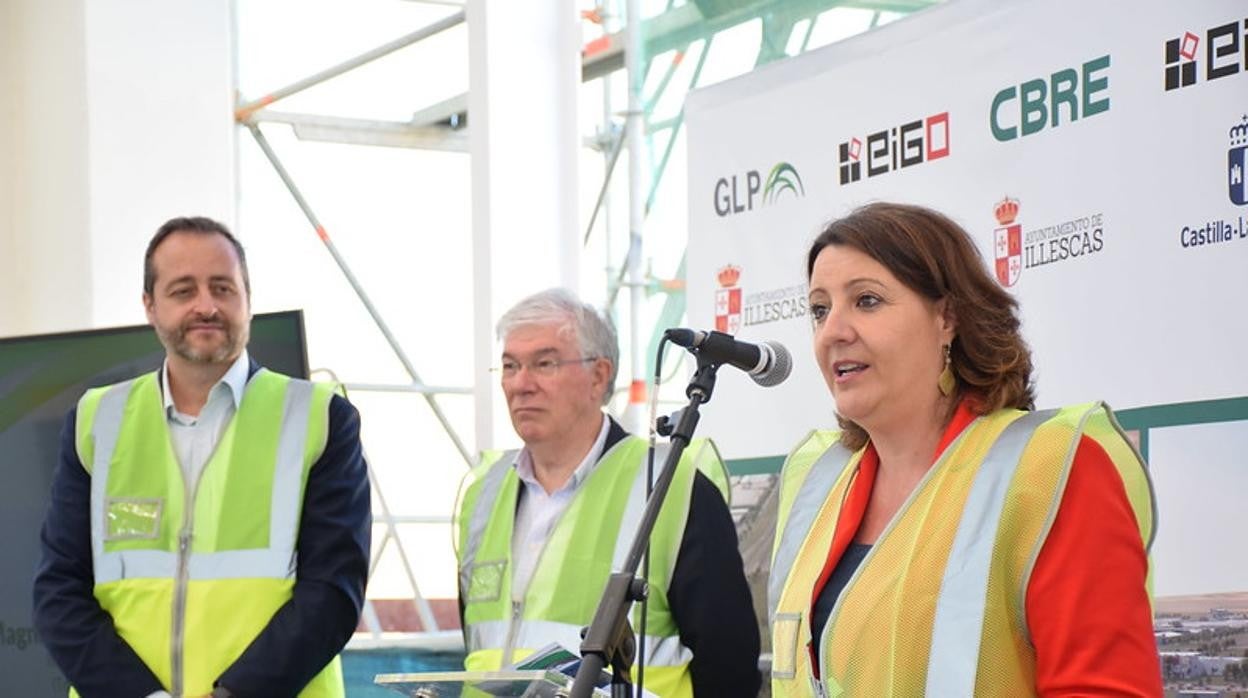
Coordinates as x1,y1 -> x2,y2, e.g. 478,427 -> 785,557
583,0 -> 940,82
1114,396 -> 1248,462
592,0 -> 941,388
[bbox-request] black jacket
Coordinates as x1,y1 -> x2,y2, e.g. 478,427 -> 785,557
459,417 -> 762,697
32,362 -> 371,698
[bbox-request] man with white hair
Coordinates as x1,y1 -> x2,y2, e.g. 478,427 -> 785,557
455,288 -> 760,697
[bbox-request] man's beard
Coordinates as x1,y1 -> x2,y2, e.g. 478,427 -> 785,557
159,318 -> 248,364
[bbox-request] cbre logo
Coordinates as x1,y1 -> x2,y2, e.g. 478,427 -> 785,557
714,161 -> 805,217
990,55 -> 1110,142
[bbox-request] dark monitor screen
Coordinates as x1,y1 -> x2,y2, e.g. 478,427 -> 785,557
0,311 -> 308,696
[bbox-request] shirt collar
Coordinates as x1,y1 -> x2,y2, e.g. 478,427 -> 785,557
161,349 -> 250,416
932,397 -> 979,458
514,413 -> 611,494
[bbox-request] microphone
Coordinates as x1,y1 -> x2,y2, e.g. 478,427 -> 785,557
664,328 -> 792,387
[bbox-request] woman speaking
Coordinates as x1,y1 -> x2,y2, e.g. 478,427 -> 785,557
768,203 -> 1161,696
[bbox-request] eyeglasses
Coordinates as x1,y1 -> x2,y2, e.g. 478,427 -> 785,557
494,356 -> 599,379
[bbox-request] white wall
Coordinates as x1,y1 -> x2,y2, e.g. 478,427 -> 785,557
0,0 -> 92,336
0,0 -> 15,330
83,0 -> 236,328
0,0 -> 235,338
1150,420 -> 1248,596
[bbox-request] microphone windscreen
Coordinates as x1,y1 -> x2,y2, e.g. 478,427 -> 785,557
752,341 -> 792,387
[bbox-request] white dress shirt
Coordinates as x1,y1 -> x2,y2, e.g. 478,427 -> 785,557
161,350 -> 251,491
510,414 -> 610,601
148,351 -> 250,698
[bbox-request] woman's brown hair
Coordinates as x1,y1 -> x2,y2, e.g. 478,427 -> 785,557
806,202 -> 1035,449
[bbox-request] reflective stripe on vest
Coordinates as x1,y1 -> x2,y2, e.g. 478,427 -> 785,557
460,440 -> 696,617
88,372 -> 312,584
458,450 -> 517,598
767,443 -> 855,625
457,435 -> 722,694
769,404 -> 1155,696
614,442 -> 705,576
76,370 -> 342,698
924,409 -> 1054,696
458,438 -> 719,610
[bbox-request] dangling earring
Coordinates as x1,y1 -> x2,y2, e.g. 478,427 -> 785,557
938,343 -> 956,397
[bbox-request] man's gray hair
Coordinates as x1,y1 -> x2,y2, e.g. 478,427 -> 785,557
496,288 -> 619,405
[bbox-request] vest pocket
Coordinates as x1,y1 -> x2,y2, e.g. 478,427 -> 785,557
771,612 -> 803,679
467,559 -> 507,603
105,497 -> 163,541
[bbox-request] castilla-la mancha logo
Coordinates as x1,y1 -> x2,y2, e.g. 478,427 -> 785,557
993,197 -> 1023,287
715,265 -> 742,334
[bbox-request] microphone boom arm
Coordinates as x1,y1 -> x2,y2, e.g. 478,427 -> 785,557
569,355 -> 720,698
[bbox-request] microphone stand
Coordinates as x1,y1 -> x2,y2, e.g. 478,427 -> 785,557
569,355 -> 721,698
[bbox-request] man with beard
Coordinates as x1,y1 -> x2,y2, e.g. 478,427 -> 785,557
32,217 -> 371,698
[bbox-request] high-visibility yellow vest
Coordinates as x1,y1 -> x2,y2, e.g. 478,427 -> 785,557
73,370 -> 344,698
455,434 -> 730,698
768,403 -> 1155,697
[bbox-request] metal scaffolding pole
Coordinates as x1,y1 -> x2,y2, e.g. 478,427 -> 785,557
583,131 -> 625,247
364,451 -> 441,635
621,0 -> 648,433
228,0 -> 939,645
345,381 -> 474,395
234,12 -> 465,121
242,111 -> 468,152
244,123 -> 473,466
232,12 -> 488,645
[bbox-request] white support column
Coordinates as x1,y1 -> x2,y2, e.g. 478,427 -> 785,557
621,0 -> 649,435
83,0 -> 236,328
0,0 -> 92,336
0,3 -> 9,333
0,0 -> 235,338
469,0 -> 581,453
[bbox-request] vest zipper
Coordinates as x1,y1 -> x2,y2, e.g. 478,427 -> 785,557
502,599 -> 523,667
171,449 -> 213,698
494,438 -> 635,667
171,527 -> 192,698
814,426 -> 975,691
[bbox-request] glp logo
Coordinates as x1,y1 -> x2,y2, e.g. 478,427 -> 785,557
1164,18 -> 1248,91
713,162 -> 805,217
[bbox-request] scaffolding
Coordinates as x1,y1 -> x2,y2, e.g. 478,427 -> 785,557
233,0 -> 940,643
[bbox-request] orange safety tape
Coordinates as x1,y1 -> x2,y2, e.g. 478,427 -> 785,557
584,35 -> 612,58
628,379 -> 647,404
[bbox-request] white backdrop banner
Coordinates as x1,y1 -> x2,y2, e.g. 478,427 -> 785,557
686,0 -> 1248,464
